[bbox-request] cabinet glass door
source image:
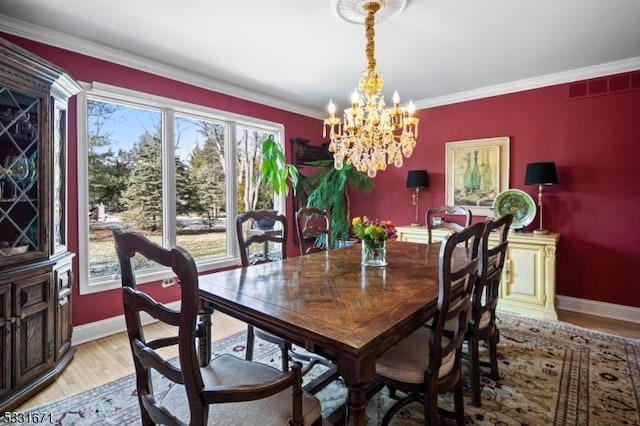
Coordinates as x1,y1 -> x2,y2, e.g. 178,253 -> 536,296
0,86 -> 40,260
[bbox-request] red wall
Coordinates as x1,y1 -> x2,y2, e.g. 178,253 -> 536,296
5,33 -> 639,326
350,80 -> 640,308
3,34 -> 322,325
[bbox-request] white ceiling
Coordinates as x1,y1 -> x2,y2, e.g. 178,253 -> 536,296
1,0 -> 640,119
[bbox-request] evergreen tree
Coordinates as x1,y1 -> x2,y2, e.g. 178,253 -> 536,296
188,120 -> 227,221
194,161 -> 225,224
195,121 -> 226,174
175,156 -> 196,216
121,131 -> 162,231
87,100 -> 130,212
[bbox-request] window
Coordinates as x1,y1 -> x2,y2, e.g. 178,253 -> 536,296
78,83 -> 285,294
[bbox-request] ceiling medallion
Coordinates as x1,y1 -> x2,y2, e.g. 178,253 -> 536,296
332,0 -> 408,24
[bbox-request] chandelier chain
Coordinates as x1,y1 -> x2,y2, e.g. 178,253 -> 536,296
365,4 -> 377,72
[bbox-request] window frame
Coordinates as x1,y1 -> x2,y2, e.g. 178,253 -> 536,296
77,82 -> 286,294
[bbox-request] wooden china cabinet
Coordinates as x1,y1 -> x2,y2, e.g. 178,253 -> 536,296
0,36 -> 81,411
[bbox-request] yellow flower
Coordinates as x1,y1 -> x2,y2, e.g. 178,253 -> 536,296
352,216 -> 362,226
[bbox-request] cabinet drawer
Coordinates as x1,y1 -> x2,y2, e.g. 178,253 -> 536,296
14,274 -> 51,312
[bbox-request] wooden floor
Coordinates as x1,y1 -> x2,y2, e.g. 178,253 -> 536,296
557,309 -> 640,339
16,309 -> 639,411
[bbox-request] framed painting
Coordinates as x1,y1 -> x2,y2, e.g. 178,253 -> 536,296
445,137 -> 510,216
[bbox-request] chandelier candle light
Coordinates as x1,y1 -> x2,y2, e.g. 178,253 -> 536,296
324,1 -> 419,178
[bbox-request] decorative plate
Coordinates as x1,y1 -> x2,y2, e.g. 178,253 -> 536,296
492,189 -> 536,229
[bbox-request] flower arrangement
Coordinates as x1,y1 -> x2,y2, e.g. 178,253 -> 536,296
351,216 -> 397,247
352,216 -> 396,266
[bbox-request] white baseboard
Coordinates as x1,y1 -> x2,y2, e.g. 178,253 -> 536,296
557,296 -> 640,324
72,301 -> 181,346
72,297 -> 638,345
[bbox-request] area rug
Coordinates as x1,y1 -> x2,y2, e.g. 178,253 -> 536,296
5,312 -> 639,425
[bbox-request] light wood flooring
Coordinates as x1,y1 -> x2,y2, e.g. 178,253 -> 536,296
16,309 -> 639,411
557,309 -> 639,339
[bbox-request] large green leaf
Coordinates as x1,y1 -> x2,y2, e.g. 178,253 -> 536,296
305,160 -> 374,245
261,137 -> 298,196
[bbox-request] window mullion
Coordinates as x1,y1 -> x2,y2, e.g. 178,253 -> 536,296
226,122 -> 238,258
164,109 -> 176,248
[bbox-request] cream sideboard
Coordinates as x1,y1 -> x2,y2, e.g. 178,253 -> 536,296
396,226 -> 559,320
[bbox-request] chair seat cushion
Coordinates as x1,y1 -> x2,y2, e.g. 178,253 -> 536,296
376,327 -> 455,384
478,310 -> 492,329
161,353 -> 322,425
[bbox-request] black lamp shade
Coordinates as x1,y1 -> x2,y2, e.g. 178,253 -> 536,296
406,170 -> 429,188
525,162 -> 558,185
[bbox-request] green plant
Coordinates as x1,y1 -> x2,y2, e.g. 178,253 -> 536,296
304,159 -> 374,246
260,136 -> 298,196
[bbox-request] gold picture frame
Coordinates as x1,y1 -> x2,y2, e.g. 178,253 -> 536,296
445,137 -> 510,216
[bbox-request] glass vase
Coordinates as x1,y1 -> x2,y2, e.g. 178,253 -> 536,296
361,240 -> 387,267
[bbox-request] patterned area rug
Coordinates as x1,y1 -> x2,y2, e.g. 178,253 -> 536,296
4,312 -> 639,425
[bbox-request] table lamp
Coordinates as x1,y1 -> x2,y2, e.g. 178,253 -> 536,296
406,170 -> 429,227
524,162 -> 558,235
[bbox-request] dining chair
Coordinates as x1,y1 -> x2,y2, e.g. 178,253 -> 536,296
236,210 -> 292,372
295,207 -> 331,255
236,209 -> 288,266
112,229 -> 322,426
374,222 -> 485,426
465,213 -> 513,406
426,205 -> 473,244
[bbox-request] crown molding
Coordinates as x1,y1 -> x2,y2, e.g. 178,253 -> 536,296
414,56 -> 640,110
0,15 -> 324,119
2,14 -> 639,118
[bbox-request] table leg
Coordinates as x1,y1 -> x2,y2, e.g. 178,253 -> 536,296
197,300 -> 214,366
345,382 -> 369,426
338,357 -> 375,426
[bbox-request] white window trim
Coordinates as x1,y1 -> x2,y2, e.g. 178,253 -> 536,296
77,82 -> 286,294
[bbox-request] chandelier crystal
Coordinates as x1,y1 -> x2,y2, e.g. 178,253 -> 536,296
324,1 -> 419,178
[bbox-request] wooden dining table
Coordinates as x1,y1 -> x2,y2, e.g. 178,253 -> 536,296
198,240 -> 463,426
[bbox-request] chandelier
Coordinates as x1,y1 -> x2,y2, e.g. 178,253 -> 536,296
324,1 -> 419,178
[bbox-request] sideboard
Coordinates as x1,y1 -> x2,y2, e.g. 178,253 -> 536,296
396,225 -> 559,320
